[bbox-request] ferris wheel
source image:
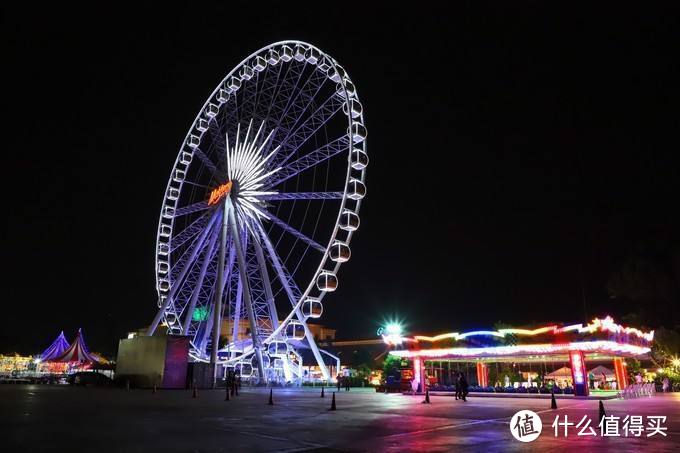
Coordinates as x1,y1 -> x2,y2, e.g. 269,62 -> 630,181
146,41 -> 367,383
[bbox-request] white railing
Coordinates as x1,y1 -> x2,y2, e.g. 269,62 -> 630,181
620,383 -> 656,399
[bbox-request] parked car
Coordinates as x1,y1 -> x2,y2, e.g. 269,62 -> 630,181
67,372 -> 111,386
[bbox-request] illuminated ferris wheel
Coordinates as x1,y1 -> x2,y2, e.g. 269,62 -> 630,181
146,41 -> 367,383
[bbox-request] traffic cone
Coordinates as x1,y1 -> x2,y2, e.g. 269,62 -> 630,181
599,401 -> 606,422
422,389 -> 431,404
192,386 -> 197,398
268,388 -> 273,405
330,392 -> 336,410
321,386 -> 325,398
551,391 -> 557,409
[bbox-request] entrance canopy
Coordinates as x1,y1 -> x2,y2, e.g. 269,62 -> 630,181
588,365 -> 615,379
383,316 -> 653,362
545,366 -> 572,379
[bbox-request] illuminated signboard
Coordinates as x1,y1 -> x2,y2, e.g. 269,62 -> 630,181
208,181 -> 232,205
570,351 -> 585,385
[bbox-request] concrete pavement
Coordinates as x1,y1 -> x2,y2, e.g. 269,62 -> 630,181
1,385 -> 678,452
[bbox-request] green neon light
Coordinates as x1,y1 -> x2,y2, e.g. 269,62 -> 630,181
192,306 -> 209,322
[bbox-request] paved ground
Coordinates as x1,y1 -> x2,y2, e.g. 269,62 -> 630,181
1,385 -> 678,452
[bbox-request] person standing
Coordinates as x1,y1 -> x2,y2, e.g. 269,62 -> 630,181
345,375 -> 350,391
662,377 -> 670,393
336,374 -> 342,392
454,373 -> 460,400
459,373 -> 469,401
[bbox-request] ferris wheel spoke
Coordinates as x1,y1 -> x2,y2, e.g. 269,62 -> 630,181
206,119 -> 228,165
251,231 -> 280,332
239,74 -> 261,127
193,147 -> 219,176
251,64 -> 280,122
254,220 -> 331,381
243,244 -> 275,336
197,282 -> 217,353
149,210 -> 221,335
229,256 -> 244,354
180,226 -> 220,333
265,60 -> 307,128
255,60 -> 284,124
254,221 -> 302,304
265,135 -> 350,190
220,68 -> 260,136
174,201 -> 210,217
264,209 -> 325,253
272,91 -> 345,168
227,198 -> 267,380
194,241 -> 233,354
261,192 -> 343,201
271,66 -> 328,143
169,212 -> 221,283
170,211 -> 212,253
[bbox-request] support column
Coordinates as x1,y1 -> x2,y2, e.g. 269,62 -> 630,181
476,361 -> 488,387
568,350 -> 589,396
211,203 -> 229,387
412,357 -> 427,393
227,197 -> 267,383
254,221 -> 331,381
613,358 -> 628,390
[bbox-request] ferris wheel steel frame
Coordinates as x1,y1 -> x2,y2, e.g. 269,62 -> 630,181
146,41 -> 367,384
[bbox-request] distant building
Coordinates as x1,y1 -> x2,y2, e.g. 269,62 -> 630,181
129,320 -> 336,343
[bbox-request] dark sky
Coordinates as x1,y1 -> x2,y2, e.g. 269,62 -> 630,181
3,5 -> 679,355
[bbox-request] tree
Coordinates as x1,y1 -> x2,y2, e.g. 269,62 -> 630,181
382,355 -> 402,382
607,242 -> 680,327
650,326 -> 680,367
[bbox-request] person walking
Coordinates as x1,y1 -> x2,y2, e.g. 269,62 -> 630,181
459,372 -> 469,402
345,376 -> 351,391
336,374 -> 342,392
662,377 -> 670,393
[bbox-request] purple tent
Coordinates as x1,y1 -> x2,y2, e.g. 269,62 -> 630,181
40,331 -> 70,361
53,329 -> 98,363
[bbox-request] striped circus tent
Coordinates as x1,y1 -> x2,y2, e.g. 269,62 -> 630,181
52,329 -> 98,363
40,331 -> 70,361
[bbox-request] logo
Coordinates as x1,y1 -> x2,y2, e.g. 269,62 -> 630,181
511,410 -> 542,442
208,181 -> 232,205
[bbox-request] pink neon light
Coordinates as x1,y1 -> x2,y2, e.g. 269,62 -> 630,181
383,316 -> 654,346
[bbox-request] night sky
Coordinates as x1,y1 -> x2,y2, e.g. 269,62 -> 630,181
3,5 -> 679,355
